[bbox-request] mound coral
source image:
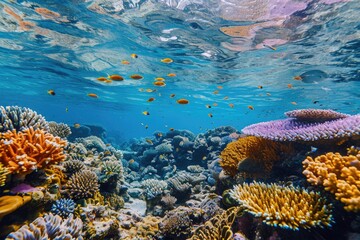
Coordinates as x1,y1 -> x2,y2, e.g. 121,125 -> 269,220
63,159 -> 86,176
100,160 -> 124,183
0,163 -> 9,187
0,128 -> 67,175
141,179 -> 168,200
65,170 -> 99,199
219,136 -> 293,176
48,121 -> 71,138
303,150 -> 360,212
51,198 -> 76,218
242,109 -> 360,142
229,182 -> 333,230
0,106 -> 49,132
6,213 -> 83,239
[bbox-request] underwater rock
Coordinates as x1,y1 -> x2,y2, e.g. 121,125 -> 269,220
124,198 -> 147,216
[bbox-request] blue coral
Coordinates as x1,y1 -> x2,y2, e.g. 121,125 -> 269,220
51,198 -> 75,218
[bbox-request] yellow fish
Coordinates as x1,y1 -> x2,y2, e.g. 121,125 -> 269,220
161,58 -> 173,63
145,139 -> 153,145
142,111 -> 150,115
131,53 -> 138,58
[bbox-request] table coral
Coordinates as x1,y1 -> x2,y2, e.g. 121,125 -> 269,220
219,136 -> 293,176
285,109 -> 350,121
0,128 -> 67,175
229,182 -> 333,230
303,150 -> 360,212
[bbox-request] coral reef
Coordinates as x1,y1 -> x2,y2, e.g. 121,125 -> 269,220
63,159 -> 86,176
219,136 -> 293,176
48,121 -> 72,138
285,109 -> 350,121
0,128 -> 67,175
100,160 -> 124,183
0,106 -> 49,132
242,109 -> 360,142
6,213 -> 83,239
141,179 -> 168,200
303,150 -> 360,212
65,170 -> 99,199
229,182 -> 333,230
51,198 -> 76,218
75,136 -> 107,152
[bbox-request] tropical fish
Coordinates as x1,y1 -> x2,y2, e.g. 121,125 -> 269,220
108,74 -> 124,81
202,156 -> 207,160
65,107 -> 68,112
146,89 -> 156,92
299,70 -> 328,83
266,93 -> 271,96
97,77 -> 107,82
121,60 -> 130,65
167,73 -> 176,77
130,74 -> 143,80
145,125 -> 148,129
47,89 -> 55,96
131,53 -> 138,58
291,102 -> 297,105
208,113 -> 213,118
223,96 -> 229,100
287,84 -> 293,88
213,90 -> 219,94
264,44 -> 276,50
248,105 -> 254,110
205,105 -> 212,108
212,103 -> 218,107
170,94 -> 175,98
74,123 -> 81,128
177,99 -> 189,104
293,76 -> 302,81
258,85 -> 263,89
229,103 -> 234,108
169,128 -> 174,131
142,111 -> 150,115
161,58 -> 173,63
138,88 -> 144,92
154,81 -> 166,86
217,86 -> 223,89
145,139 -> 153,145
105,79 -> 112,83
157,132 -> 163,137
155,77 -> 165,81
88,93 -> 98,98
147,97 -> 155,102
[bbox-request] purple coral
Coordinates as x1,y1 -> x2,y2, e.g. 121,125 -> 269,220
242,109 -> 360,142
285,109 -> 350,121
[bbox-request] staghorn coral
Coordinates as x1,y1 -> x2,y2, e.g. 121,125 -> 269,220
141,179 -> 168,200
242,110 -> 360,142
0,128 -> 67,175
63,159 -> 86,176
0,162 -> 9,187
285,109 -> 350,121
65,170 -> 99,199
189,207 -> 240,240
229,182 -> 333,230
51,198 -> 76,218
0,106 -> 49,132
6,213 -> 83,239
219,136 -> 293,176
303,151 -> 360,212
48,121 -> 72,138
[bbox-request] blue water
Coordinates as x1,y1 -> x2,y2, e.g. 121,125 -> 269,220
0,0 -> 359,141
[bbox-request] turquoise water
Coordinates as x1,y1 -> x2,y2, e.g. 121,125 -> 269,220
1,0 -> 359,141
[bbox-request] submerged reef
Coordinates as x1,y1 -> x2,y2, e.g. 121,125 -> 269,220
0,106 -> 359,240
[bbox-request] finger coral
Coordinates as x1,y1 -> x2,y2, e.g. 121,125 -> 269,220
0,162 -> 9,187
0,128 -> 67,175
51,198 -> 76,218
0,106 -> 49,132
48,121 -> 71,138
219,136 -> 293,176
242,109 -> 360,142
65,170 -> 99,199
229,182 -> 333,230
302,150 -> 360,212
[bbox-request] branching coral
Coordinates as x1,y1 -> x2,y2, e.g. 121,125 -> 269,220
65,170 -> 99,199
0,106 -> 49,132
48,121 -> 72,138
229,182 -> 333,230
6,213 -> 83,239
100,160 -> 124,183
63,159 -> 86,176
0,128 -> 67,175
0,162 -> 9,187
189,207 -> 240,240
219,136 -> 293,176
51,198 -> 76,218
302,150 -> 360,212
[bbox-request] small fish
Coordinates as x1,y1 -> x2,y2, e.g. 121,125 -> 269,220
130,74 -> 143,80
264,44 -> 276,50
287,84 -> 293,88
129,159 -> 135,164
105,143 -> 111,147
105,79 -> 112,83
202,156 -> 207,160
266,92 -> 271,96
147,97 -> 155,102
74,123 -> 81,128
97,77 -> 107,82
170,94 -> 175,98
153,81 -> 166,86
145,124 -> 148,129
155,77 -> 165,81
157,132 -> 163,137
47,89 -> 55,96
229,103 -> 234,108
208,113 -> 213,118
213,90 -> 219,94
177,99 -> 189,104
159,154 -> 164,160
108,74 -> 124,81
258,85 -> 263,89
131,53 -> 138,58
313,100 -> 319,104
212,103 -> 218,107
291,101 -> 297,105
145,139 -> 153,145
248,105 -> 254,110
205,104 -> 212,108
167,73 -> 176,77
138,88 -> 144,92
161,58 -> 173,63
65,107 -> 68,112
142,111 -> 150,115
293,76 -> 302,81
223,96 -> 229,100
121,60 -> 130,65
217,86 -> 223,89
169,128 -> 174,131
88,93 -> 98,98
146,88 -> 156,93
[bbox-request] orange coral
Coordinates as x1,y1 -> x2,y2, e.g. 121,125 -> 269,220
0,128 -> 67,175
219,136 -> 293,176
303,150 -> 360,212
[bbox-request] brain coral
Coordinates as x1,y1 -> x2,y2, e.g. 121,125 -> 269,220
0,128 -> 67,175
219,136 -> 293,176
0,106 -> 49,132
229,182 -> 333,230
48,121 -> 72,138
242,109 -> 360,142
303,150 -> 360,212
66,170 -> 99,199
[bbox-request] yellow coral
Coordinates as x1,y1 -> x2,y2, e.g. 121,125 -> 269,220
229,182 -> 333,230
219,136 -> 293,176
303,151 -> 360,212
0,128 -> 67,175
0,195 -> 32,220
0,163 -> 10,187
